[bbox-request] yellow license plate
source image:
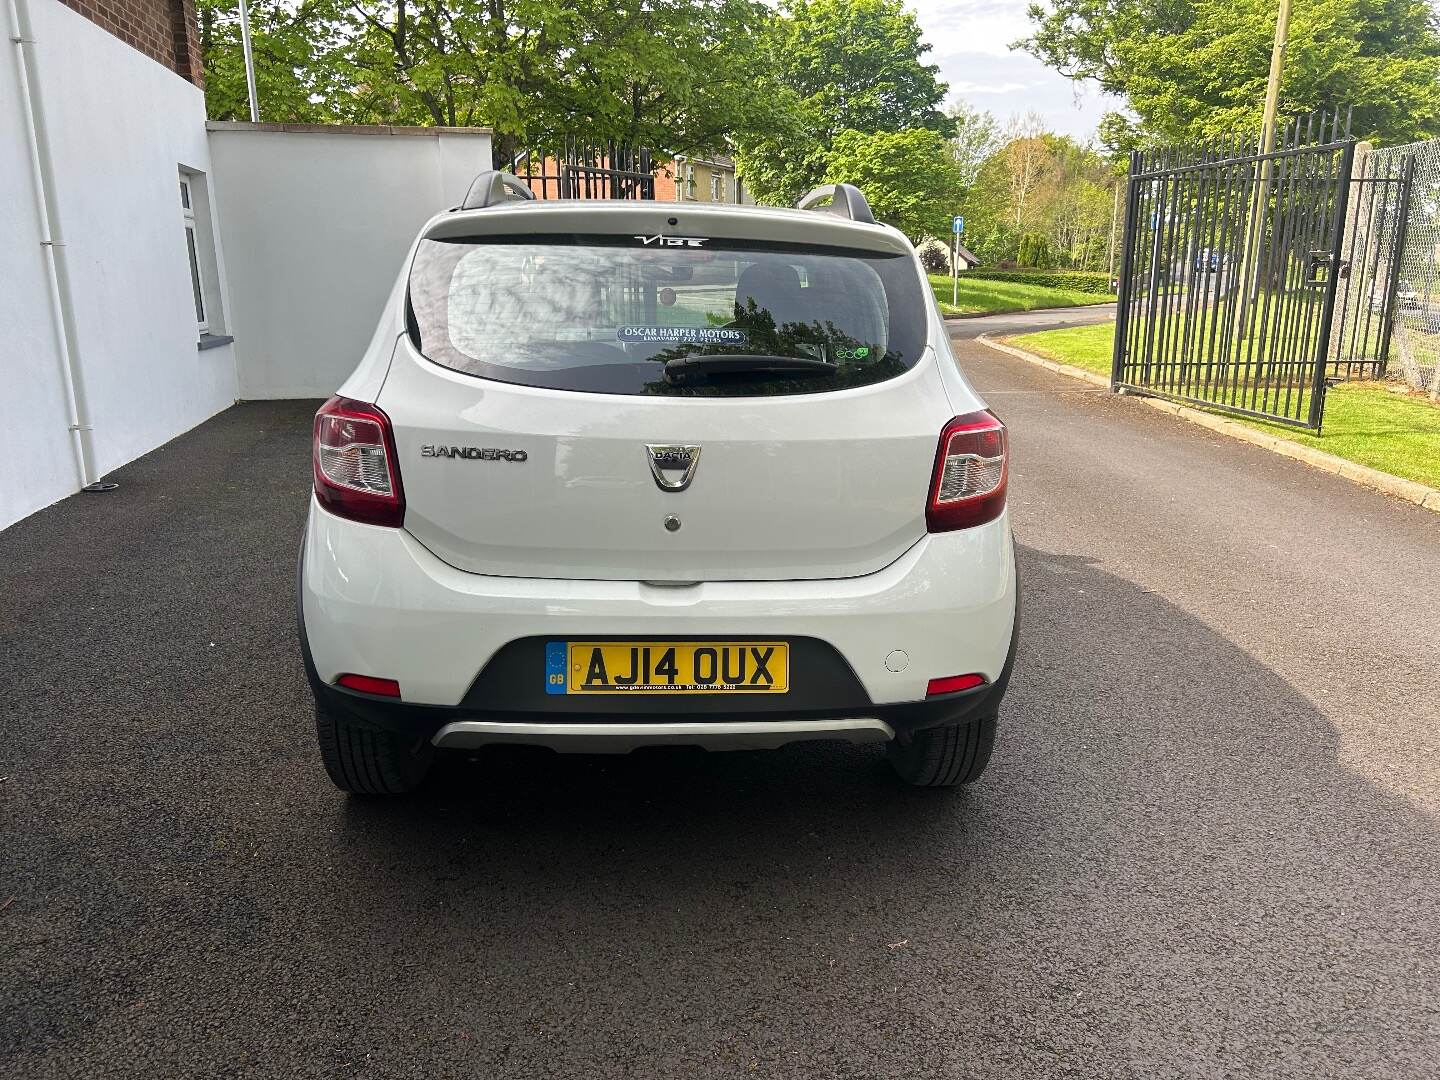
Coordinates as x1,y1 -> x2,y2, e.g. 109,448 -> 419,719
546,641 -> 789,695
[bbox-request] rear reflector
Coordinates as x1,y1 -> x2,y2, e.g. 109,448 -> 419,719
926,673 -> 986,696
336,673 -> 402,697
313,396 -> 404,527
927,410 -> 1007,532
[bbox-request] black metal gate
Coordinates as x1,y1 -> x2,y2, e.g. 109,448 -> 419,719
509,137 -> 655,200
1112,112 -> 1405,430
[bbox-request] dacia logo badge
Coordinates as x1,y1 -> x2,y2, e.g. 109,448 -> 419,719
646,445 -> 701,492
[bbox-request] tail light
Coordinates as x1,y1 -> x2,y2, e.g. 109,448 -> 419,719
336,673 -> 402,697
313,396 -> 404,527
927,410 -> 1007,532
926,673 -> 987,696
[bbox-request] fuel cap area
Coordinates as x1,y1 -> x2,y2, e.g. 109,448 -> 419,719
884,649 -> 909,673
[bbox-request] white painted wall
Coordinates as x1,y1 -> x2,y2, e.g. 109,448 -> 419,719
0,3 -> 74,529
208,125 -> 494,398
1,0 -> 238,530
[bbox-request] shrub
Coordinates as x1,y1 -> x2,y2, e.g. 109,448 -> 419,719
962,268 -> 1114,295
918,244 -> 950,274
1017,233 -> 1053,268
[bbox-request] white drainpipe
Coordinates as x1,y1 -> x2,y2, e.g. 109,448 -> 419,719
6,0 -> 109,493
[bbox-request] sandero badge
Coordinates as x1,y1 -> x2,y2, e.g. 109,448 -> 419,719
420,445 -> 528,461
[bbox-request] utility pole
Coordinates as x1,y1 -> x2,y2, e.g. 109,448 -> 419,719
239,0 -> 260,123
1238,0 -> 1292,329
1259,0 -> 1292,161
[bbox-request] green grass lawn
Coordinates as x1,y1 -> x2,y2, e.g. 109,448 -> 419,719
1004,321 -> 1440,490
929,274 -> 1112,316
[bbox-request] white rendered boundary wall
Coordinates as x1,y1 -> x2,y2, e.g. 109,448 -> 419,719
208,123 -> 494,399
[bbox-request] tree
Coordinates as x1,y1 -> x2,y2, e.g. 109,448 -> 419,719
1022,0 -> 1440,149
198,0 -> 356,123
735,0 -> 954,204
198,0 -> 783,165
821,128 -> 963,243
996,113 -> 1051,232
959,121 -> 1118,268
948,100 -> 1001,189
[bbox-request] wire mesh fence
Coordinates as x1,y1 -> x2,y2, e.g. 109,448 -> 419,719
1340,139 -> 1440,395
1327,150 -> 1413,380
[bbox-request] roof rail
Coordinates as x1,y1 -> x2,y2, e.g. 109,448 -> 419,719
795,183 -> 875,224
457,170 -> 536,210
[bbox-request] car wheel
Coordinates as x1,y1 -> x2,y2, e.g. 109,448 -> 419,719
887,715 -> 997,788
315,703 -> 434,795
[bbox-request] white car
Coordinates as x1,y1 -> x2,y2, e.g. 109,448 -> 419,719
298,175 -> 1018,794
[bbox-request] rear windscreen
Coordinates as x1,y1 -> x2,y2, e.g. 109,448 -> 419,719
407,234 -> 928,396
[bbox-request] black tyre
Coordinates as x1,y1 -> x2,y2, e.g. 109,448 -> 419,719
887,715 -> 997,788
315,703 -> 434,795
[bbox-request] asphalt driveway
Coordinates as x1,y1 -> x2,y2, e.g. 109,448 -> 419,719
3,312 -> 1438,1078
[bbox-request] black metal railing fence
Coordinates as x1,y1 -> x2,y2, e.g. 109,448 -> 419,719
509,137 -> 655,201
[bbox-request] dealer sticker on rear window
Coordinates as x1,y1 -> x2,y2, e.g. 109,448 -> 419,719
618,326 -> 748,346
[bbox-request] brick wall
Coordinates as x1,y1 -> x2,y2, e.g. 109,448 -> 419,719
58,0 -> 202,85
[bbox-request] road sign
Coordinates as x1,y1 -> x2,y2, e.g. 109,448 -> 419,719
951,220 -> 963,306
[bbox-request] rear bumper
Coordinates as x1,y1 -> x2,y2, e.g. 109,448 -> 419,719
299,498 -> 1017,746
303,649 -> 1014,749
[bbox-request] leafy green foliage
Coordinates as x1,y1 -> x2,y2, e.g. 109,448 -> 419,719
947,100 -> 1001,188
734,0 -> 954,205
199,0 -> 781,163
822,128 -> 963,242
959,121 -> 1119,270
1017,233 -> 1050,267
1023,0 -> 1440,150
198,0 -> 357,123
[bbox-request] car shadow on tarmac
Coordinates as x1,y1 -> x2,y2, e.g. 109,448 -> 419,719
302,544 -> 1440,1077
3,394 -> 1437,1080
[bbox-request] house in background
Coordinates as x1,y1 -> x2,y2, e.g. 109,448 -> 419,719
655,153 -> 748,204
915,236 -> 982,273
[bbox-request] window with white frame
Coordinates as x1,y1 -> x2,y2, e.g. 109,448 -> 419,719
684,163 -> 696,198
180,176 -> 207,332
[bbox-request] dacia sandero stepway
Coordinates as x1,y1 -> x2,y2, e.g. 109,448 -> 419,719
298,175 -> 1017,794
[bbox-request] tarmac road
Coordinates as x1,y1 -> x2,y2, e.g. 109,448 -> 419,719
3,307 -> 1438,1078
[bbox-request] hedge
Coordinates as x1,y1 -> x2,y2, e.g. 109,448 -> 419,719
962,269 -> 1115,295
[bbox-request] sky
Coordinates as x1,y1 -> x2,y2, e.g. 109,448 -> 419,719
907,0 -> 1116,141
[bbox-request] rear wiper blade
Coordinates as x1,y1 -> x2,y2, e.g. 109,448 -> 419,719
662,354 -> 836,379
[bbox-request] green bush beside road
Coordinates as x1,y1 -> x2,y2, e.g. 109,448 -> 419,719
961,269 -> 1115,295
1004,321 -> 1440,490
